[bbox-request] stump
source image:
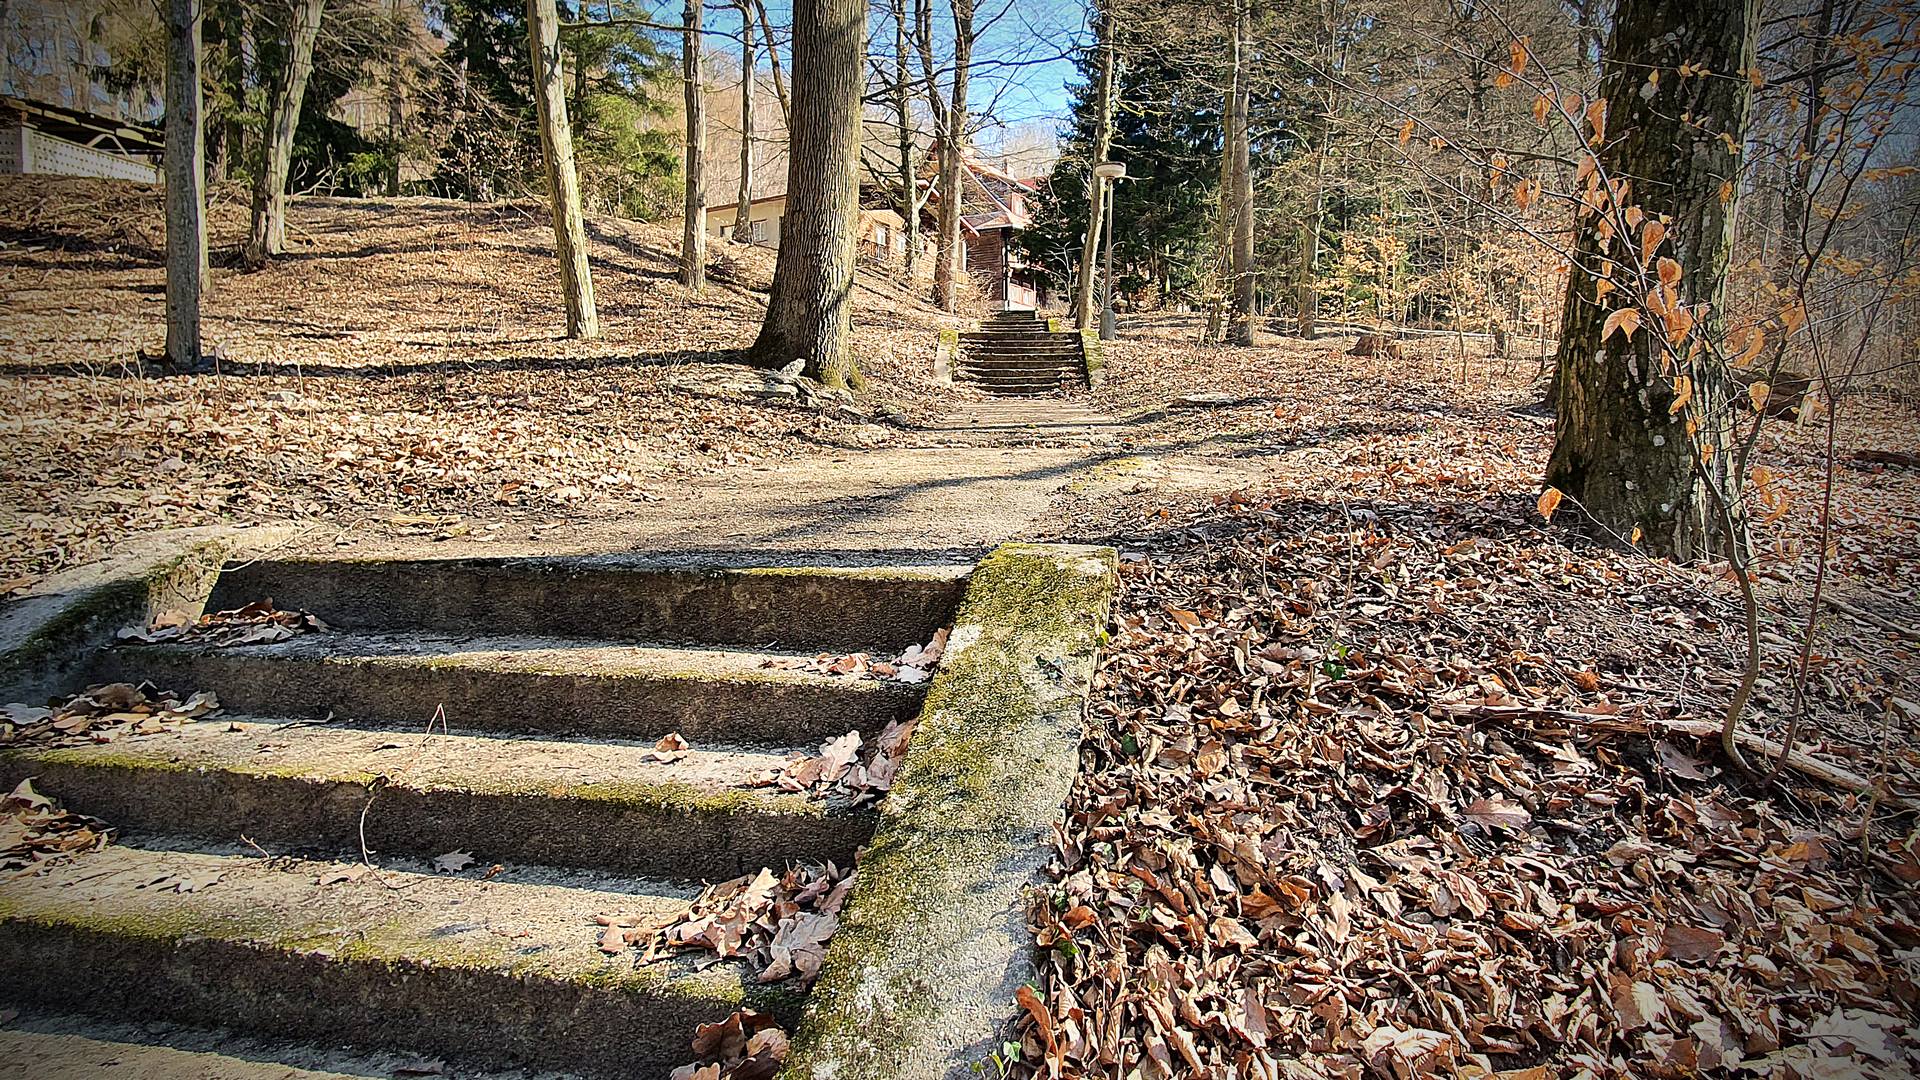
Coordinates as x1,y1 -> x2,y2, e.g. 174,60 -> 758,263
1349,332 -> 1403,360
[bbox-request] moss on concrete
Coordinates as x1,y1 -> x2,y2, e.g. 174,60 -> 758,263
782,543 -> 1117,1080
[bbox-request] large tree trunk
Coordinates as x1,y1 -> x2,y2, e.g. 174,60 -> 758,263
1073,8 -> 1114,331
748,0 -> 866,388
164,0 -> 205,368
931,0 -> 973,312
681,0 -> 707,289
733,0 -> 756,237
386,0 -> 403,196
1545,0 -> 1757,560
890,0 -> 919,278
246,0 -> 325,263
1223,1 -> 1255,347
526,0 -> 599,339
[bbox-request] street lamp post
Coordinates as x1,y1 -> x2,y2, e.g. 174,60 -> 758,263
1093,160 -> 1126,340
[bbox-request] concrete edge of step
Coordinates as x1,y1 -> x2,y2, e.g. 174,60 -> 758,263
0,523 -> 304,704
783,542 -> 1119,1080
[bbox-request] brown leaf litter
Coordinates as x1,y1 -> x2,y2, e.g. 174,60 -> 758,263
2,778 -> 111,871
116,598 -> 329,647
671,1009 -> 791,1080
3,682 -> 220,747
601,862 -> 853,990
1016,496 -> 1918,1079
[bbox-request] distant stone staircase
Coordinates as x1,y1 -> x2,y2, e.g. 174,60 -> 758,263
0,555 -> 968,1076
956,310 -> 1089,396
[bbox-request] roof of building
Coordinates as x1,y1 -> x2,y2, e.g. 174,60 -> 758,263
3,95 -> 162,157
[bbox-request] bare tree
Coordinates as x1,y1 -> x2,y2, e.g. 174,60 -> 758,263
918,0 -> 976,312
749,0 -> 867,388
1222,0 -> 1255,346
750,0 -> 790,121
732,0 -> 756,237
888,0 -> 924,278
1073,4 -> 1115,331
246,0 -> 326,262
164,0 -> 206,368
681,0 -> 707,289
527,0 -> 599,339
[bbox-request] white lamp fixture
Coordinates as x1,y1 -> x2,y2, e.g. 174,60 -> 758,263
1092,161 -> 1127,181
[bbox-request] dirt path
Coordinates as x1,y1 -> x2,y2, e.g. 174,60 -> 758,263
278,399 -> 1154,564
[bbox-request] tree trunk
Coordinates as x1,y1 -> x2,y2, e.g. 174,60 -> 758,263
526,0 -> 599,339
891,0 -> 919,277
1073,7 -> 1114,332
681,0 -> 707,289
386,0 -> 403,196
1223,2 -> 1255,347
931,0 -> 974,313
748,0 -> 866,388
246,0 -> 325,262
164,0 -> 205,368
733,0 -> 756,237
1545,0 -> 1758,560
750,0 -> 790,123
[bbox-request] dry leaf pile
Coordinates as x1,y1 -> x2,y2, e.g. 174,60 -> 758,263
1017,498 -> 1918,1080
116,599 -> 330,647
761,628 -> 951,685
607,862 -> 853,989
670,1009 -> 791,1080
756,718 -> 919,802
2,681 -> 220,747
2,778 -> 111,871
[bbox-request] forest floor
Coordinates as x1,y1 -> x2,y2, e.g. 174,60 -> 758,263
5,179 -> 1920,1077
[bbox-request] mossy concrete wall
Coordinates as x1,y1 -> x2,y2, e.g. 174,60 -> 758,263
0,525 -> 296,702
933,329 -> 959,386
784,543 -> 1117,1080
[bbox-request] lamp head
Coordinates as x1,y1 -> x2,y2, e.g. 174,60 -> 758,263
1093,161 -> 1127,181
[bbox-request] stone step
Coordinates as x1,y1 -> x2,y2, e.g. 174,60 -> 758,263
94,631 -> 923,747
958,334 -> 1077,346
959,358 -> 1083,370
3,720 -> 872,880
207,558 -> 967,653
0,844 -> 794,1076
961,369 -> 1082,383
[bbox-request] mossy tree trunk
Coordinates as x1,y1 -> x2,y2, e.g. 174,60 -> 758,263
164,0 -> 205,369
246,0 -> 325,262
1545,0 -> 1757,560
680,0 -> 707,289
526,0 -> 598,339
747,0 -> 866,389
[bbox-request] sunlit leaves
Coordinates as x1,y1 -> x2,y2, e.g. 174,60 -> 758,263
1657,257 -> 1683,288
1669,375 -> 1693,414
1603,307 -> 1641,343
1639,220 -> 1667,266
1748,381 -> 1771,412
1781,301 -> 1807,335
1586,98 -> 1608,146
1729,325 -> 1767,368
1398,118 -> 1414,146
1536,486 -> 1564,521
1532,95 -> 1550,125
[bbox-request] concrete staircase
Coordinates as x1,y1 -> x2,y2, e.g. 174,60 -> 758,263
956,310 -> 1089,396
0,556 -> 967,1077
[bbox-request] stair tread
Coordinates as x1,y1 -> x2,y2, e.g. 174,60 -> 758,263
0,844 -> 784,1072
109,630 -> 923,693
4,715 -> 823,808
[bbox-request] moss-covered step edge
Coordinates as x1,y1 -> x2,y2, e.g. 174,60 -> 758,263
205,558 -> 971,652
0,525 -> 300,703
1,726 -> 875,881
782,542 -> 1118,1080
92,632 -> 925,746
0,845 -> 804,1075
